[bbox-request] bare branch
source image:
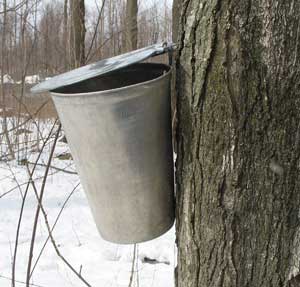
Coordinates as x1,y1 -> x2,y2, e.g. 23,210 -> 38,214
28,175 -> 92,287
11,119 -> 58,287
85,0 -> 106,62
128,244 -> 137,287
29,182 -> 81,277
25,124 -> 61,286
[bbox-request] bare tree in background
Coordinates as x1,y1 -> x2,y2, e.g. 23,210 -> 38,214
172,0 -> 180,44
70,0 -> 85,67
125,0 -> 137,51
63,0 -> 69,70
1,0 -> 15,160
39,1 -> 64,75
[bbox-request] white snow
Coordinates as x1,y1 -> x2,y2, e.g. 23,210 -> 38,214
24,75 -> 40,84
0,120 -> 176,287
0,74 -> 14,84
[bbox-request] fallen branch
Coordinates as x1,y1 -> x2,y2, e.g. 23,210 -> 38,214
0,274 -> 45,287
26,161 -> 77,175
0,165 -> 73,199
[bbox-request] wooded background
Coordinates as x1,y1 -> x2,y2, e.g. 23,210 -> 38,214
0,0 -> 172,78
0,0 -> 172,161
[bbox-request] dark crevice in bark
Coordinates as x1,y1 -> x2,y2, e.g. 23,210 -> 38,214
194,0 -> 222,109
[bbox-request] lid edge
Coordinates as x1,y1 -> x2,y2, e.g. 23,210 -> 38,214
31,42 -> 174,94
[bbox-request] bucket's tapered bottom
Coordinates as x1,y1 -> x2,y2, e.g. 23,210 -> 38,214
98,218 -> 175,244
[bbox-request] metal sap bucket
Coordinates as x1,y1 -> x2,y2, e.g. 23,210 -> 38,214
32,44 -> 175,244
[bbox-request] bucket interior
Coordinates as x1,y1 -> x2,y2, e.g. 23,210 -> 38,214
53,63 -> 170,94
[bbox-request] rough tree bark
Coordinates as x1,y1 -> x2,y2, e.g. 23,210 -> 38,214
125,0 -> 138,52
70,0 -> 85,67
175,1 -> 300,287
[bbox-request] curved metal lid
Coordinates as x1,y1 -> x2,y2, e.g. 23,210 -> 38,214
31,43 -> 174,93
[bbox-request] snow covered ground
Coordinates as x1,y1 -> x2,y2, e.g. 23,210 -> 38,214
0,123 -> 176,287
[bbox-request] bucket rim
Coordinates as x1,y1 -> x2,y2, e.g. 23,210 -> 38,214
51,63 -> 172,98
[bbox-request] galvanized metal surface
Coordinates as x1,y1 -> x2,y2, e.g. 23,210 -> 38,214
51,63 -> 175,243
31,43 -> 174,93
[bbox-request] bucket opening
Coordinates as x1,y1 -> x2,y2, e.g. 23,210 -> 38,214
53,63 -> 170,95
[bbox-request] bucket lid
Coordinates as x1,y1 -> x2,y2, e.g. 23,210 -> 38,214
31,43 -> 174,93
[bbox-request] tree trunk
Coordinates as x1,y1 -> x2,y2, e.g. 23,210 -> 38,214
175,1 -> 300,287
172,0 -> 180,44
63,0 -> 69,70
125,0 -> 138,51
70,0 -> 85,67
1,0 -> 15,160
